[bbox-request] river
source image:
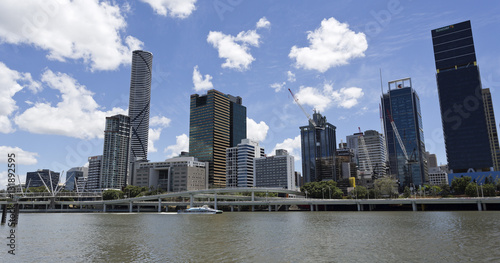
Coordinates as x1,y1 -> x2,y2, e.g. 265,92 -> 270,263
2,211 -> 500,262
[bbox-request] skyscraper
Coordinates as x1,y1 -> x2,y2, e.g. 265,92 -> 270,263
86,155 -> 102,191
300,112 -> 337,183
189,89 -> 246,188
359,130 -> 387,178
482,88 -> 500,171
382,78 -> 427,189
101,114 -> 131,189
226,139 -> 265,187
128,50 -> 153,183
255,149 -> 296,190
431,21 -> 494,173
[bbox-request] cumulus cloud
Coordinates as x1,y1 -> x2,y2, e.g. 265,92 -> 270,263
295,84 -> 364,112
148,128 -> 162,153
14,70 -> 126,139
270,135 -> 301,161
287,71 -> 296,82
0,0 -> 143,71
150,115 -> 171,127
0,146 -> 39,165
256,17 -> 270,29
207,17 -> 270,71
270,82 -> 286,93
192,65 -> 214,92
0,62 -> 41,133
164,134 -> 189,158
140,0 -> 197,18
289,17 -> 368,72
148,115 -> 171,153
247,118 -> 269,142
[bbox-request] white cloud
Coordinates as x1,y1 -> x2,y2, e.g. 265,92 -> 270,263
287,71 -> 296,82
192,65 -> 214,92
207,17 -> 269,71
148,128 -> 162,153
0,146 -> 39,165
270,82 -> 286,93
0,62 -> 41,133
140,0 -> 197,18
150,115 -> 171,127
289,17 -> 368,72
14,70 -> 126,139
247,117 -> 269,142
256,17 -> 271,29
295,84 -> 364,112
0,0 -> 143,71
328,86 -> 364,109
164,134 -> 189,158
270,135 -> 301,161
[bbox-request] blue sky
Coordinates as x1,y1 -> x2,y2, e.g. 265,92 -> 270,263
1,0 -> 500,188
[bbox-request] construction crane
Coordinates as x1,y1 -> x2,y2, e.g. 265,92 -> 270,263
386,110 -> 418,187
288,88 -> 317,127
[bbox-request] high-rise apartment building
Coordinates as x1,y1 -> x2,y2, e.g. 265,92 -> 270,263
86,155 -> 102,191
189,89 -> 246,188
482,88 -> 500,171
300,112 -> 336,182
128,50 -> 153,184
255,149 -> 296,190
101,114 -> 131,189
382,78 -> 427,189
431,21 -> 494,173
358,130 -> 387,178
226,139 -> 265,188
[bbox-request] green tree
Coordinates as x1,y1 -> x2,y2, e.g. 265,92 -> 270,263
368,189 -> 380,199
481,183 -> 496,197
451,176 -> 471,195
465,182 -> 479,197
103,190 -> 123,200
352,186 -> 368,199
27,186 -> 49,192
439,183 -> 451,197
301,180 -> 342,199
429,185 -> 442,197
374,177 -> 397,198
403,186 -> 411,198
123,185 -> 148,198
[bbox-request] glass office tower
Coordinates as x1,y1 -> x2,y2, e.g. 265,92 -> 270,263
300,112 -> 337,183
431,21 -> 493,173
101,114 -> 131,189
189,89 -> 246,188
382,78 -> 427,189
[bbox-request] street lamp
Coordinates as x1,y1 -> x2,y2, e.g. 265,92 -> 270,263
305,189 -> 308,199
322,188 -> 325,199
327,186 -> 331,199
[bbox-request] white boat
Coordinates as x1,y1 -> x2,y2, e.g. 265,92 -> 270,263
177,205 -> 223,214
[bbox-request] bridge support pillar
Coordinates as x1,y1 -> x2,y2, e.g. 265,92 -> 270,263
268,205 -> 271,212
190,194 -> 194,208
286,205 -> 289,211
214,194 -> 218,210
129,201 -> 133,213
412,202 -> 417,211
103,204 -> 106,213
238,205 -> 241,212
158,198 -> 162,213
230,205 -> 234,212
275,204 -> 278,212
252,205 -> 255,212
310,204 -> 313,211
315,204 -> 318,211
483,203 -> 487,211
137,205 -> 140,213
477,201 -> 482,211
1,204 -> 6,225
357,203 -> 361,211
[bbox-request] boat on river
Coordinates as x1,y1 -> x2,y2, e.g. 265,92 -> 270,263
177,205 -> 223,214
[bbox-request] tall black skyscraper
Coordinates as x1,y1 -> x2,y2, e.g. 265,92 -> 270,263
300,112 -> 337,183
189,89 -> 246,188
431,21 -> 493,173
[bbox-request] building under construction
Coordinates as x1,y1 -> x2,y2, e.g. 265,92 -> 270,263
300,112 -> 337,183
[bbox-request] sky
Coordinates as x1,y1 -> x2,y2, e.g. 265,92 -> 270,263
1,0 -> 500,188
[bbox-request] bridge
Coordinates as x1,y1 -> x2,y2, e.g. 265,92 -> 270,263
2,188 -> 500,212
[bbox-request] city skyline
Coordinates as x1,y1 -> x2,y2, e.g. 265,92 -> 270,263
1,1 -> 500,187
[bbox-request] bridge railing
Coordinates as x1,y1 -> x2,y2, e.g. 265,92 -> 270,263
0,192 -> 102,198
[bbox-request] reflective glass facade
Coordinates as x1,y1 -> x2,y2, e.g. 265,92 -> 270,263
300,112 -> 336,183
101,114 -> 131,189
432,21 -> 493,172
382,82 -> 427,189
189,89 -> 246,188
